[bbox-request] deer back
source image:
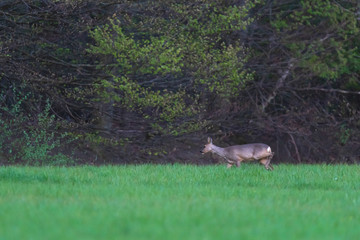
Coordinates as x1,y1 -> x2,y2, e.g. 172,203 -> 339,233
226,143 -> 272,161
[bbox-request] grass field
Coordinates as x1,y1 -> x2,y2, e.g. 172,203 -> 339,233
0,164 -> 359,240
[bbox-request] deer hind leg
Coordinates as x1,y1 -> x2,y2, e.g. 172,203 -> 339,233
227,163 -> 233,168
260,157 -> 273,171
267,152 -> 274,170
266,161 -> 274,171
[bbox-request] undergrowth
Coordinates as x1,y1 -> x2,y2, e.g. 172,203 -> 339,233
0,87 -> 76,165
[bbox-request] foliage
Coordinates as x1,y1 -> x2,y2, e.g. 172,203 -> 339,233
246,0 -> 360,162
0,88 -> 76,165
87,2 -> 256,135
270,0 -> 360,84
0,165 -> 359,239
1,0 -> 359,164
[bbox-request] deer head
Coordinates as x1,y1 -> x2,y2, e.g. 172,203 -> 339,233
200,137 -> 213,154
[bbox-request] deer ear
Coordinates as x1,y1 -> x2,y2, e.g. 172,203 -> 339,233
207,137 -> 212,143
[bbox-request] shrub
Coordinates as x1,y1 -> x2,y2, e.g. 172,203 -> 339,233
0,87 -> 76,165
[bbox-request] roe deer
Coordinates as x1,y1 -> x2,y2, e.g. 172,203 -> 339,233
201,137 -> 274,170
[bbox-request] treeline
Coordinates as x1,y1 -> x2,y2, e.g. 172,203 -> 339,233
1,0 -> 359,165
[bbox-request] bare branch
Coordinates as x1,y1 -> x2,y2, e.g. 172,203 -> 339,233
261,59 -> 295,112
289,134 -> 301,163
292,87 -> 360,95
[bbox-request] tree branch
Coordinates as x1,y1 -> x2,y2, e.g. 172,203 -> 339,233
261,59 -> 295,112
292,87 -> 360,95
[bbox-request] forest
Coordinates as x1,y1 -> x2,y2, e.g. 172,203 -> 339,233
1,0 -> 359,165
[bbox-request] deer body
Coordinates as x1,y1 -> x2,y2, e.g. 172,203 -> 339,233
201,137 -> 274,170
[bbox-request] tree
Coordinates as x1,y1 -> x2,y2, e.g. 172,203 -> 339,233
1,0 -> 359,164
86,0 -> 259,160
244,0 -> 360,163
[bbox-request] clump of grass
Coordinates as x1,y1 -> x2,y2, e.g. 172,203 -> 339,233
0,164 -> 359,240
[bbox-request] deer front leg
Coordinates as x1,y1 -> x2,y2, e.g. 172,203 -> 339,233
236,161 -> 241,167
227,163 -> 233,168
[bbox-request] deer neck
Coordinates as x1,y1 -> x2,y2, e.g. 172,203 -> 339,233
211,145 -> 228,159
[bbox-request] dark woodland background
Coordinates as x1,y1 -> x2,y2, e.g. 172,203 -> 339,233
1,0 -> 360,165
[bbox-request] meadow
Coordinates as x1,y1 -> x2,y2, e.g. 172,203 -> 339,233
0,164 -> 359,240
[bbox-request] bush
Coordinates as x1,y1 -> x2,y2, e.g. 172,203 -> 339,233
0,88 -> 76,165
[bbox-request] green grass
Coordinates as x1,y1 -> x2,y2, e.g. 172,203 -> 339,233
0,164 -> 359,240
